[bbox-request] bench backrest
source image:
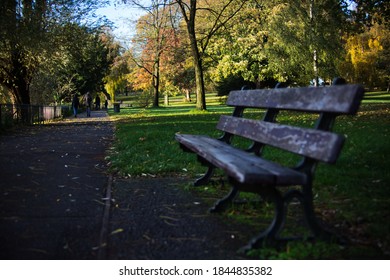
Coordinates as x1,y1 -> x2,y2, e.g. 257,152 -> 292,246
217,85 -> 365,164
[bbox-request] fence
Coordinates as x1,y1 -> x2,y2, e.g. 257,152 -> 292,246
0,104 -> 63,129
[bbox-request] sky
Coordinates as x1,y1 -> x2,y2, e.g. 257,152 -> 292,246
95,1 -> 147,46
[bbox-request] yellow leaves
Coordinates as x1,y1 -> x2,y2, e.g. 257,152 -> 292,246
346,23 -> 386,67
368,37 -> 383,51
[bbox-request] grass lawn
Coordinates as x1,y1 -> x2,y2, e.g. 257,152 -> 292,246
107,90 -> 390,259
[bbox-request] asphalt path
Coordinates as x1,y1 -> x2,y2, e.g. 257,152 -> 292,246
0,110 -> 113,259
0,109 -> 255,260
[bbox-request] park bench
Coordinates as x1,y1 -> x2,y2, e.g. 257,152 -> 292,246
175,84 -> 364,250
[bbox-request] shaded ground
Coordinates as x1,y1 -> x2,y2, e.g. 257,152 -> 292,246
106,177 -> 257,259
0,111 -> 255,259
0,111 -> 113,259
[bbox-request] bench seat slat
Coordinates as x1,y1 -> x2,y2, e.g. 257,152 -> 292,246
217,115 -> 344,163
175,133 -> 307,186
228,84 -> 364,114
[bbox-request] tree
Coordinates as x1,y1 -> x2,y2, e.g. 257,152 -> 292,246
341,23 -> 390,89
265,0 -> 348,86
0,0 -> 110,105
351,0 -> 390,28
174,0 -> 247,110
207,1 -> 270,88
105,52 -> 132,102
164,42 -> 196,102
65,27 -> 118,96
125,0 -> 178,107
0,0 -> 47,104
337,1 -> 389,89
29,24 -> 118,105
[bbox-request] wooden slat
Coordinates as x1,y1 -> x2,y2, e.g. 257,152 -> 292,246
216,115 -> 344,163
227,84 -> 364,114
175,133 -> 307,186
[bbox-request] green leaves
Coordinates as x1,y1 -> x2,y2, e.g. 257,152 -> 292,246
1,1 -> 114,105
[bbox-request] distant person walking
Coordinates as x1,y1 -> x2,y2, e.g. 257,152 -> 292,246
71,94 -> 79,117
95,95 -> 101,110
85,92 -> 93,117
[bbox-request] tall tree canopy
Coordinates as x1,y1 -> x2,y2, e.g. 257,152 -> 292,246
0,0 -> 112,105
263,0 -> 348,86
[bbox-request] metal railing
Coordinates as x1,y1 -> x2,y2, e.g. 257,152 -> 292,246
0,104 -> 63,128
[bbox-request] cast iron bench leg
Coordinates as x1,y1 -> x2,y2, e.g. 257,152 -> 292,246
194,165 -> 215,186
299,183 -> 335,241
239,186 -> 286,252
209,185 -> 239,213
242,184 -> 336,253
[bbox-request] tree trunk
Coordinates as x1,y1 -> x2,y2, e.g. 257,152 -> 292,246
310,0 -> 319,87
9,48 -> 32,105
177,0 -> 207,111
194,57 -> 206,110
184,89 -> 191,102
164,94 -> 169,106
313,50 -> 319,87
188,26 -> 206,110
11,83 -> 30,105
152,59 -> 160,107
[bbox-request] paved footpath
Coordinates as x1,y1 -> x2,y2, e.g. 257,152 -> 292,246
0,110 -> 255,260
0,110 -> 113,259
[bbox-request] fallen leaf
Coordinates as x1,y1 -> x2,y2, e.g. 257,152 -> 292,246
110,228 -> 124,235
159,215 -> 179,221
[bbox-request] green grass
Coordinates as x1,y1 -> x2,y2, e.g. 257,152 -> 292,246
107,91 -> 390,259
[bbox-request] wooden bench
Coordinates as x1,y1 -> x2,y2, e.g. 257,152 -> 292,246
175,84 -> 364,251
